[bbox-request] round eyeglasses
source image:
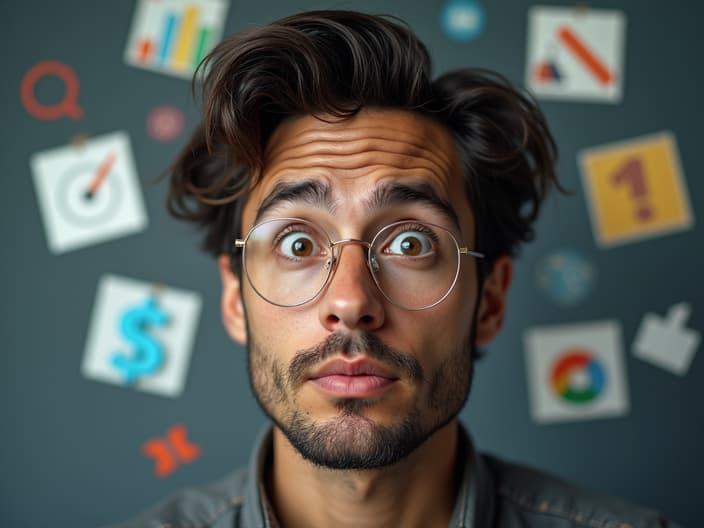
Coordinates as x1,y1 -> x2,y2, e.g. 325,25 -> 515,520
234,218 -> 484,311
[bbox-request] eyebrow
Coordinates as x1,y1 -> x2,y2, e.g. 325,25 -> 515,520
255,179 -> 459,228
255,179 -> 334,222
365,181 -> 460,228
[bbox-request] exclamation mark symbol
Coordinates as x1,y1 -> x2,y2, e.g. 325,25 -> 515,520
611,157 -> 654,222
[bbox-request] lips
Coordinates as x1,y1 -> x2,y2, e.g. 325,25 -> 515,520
311,359 -> 397,379
309,359 -> 398,398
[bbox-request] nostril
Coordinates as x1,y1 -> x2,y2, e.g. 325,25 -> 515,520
360,315 -> 374,325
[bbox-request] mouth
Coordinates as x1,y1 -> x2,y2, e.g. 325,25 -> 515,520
308,358 -> 399,398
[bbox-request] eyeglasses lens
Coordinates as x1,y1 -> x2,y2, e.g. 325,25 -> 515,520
241,218 -> 461,309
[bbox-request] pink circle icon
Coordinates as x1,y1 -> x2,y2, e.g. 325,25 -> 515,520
147,105 -> 185,142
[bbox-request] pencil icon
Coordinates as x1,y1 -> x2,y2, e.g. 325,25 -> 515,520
84,151 -> 117,200
558,25 -> 615,86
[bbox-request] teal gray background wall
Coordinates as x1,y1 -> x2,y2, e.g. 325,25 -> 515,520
2,0 -> 702,526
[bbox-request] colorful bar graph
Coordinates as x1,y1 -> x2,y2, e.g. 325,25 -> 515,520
125,0 -> 229,78
137,39 -> 154,63
193,27 -> 211,67
159,13 -> 178,66
174,6 -> 199,68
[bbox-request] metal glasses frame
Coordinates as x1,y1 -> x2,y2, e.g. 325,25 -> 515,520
235,217 -> 484,310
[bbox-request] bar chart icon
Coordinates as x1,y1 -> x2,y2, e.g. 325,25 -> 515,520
124,0 -> 229,79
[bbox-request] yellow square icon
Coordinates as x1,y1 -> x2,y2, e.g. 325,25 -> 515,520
579,132 -> 694,247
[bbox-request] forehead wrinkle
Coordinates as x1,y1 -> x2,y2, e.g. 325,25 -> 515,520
250,111 -> 469,233
266,122 -> 450,155
265,130 -> 456,176
270,136 -> 449,162
278,127 -> 452,156
274,144 -> 452,179
264,150 -> 450,176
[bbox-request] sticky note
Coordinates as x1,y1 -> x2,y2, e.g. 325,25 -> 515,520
525,320 -> 630,424
579,132 -> 694,247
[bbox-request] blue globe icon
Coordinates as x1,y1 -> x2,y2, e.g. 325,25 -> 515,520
441,0 -> 486,42
536,249 -> 596,306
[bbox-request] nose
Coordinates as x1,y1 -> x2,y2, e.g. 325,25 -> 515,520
318,242 -> 385,332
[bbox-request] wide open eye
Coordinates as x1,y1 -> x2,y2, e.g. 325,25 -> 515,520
386,229 -> 434,256
278,231 -> 319,258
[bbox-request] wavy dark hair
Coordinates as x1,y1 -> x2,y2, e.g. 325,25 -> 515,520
167,10 -> 559,274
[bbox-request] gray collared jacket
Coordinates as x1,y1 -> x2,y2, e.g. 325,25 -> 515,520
111,424 -> 679,528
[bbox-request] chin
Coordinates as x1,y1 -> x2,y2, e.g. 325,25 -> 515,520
276,404 -> 440,470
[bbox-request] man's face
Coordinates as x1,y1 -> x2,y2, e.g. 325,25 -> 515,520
234,109 -> 486,469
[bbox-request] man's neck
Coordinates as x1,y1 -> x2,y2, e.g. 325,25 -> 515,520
266,421 -> 461,528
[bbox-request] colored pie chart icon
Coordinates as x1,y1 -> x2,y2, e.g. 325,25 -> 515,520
550,349 -> 605,404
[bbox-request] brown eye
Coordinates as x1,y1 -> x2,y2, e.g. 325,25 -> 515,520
400,236 -> 423,255
280,233 -> 317,257
387,231 -> 433,256
291,238 -> 313,256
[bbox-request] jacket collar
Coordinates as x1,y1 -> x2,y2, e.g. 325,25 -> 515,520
241,422 -> 495,528
450,423 -> 496,527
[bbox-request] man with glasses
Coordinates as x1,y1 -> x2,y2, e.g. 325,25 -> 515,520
116,9 -> 675,528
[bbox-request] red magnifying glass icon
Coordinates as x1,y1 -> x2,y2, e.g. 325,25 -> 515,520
20,60 -> 84,120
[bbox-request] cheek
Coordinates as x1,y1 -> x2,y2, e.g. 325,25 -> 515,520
440,268 -> 478,324
402,279 -> 477,362
244,289 -> 317,355
452,265 -> 480,326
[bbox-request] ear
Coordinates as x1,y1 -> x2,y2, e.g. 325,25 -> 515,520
474,255 -> 513,346
218,254 -> 247,345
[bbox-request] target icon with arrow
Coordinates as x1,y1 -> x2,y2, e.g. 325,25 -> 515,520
31,131 -> 148,254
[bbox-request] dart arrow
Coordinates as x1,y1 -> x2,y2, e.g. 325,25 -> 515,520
84,151 -> 116,200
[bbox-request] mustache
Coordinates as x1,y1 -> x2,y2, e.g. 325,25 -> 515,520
288,332 -> 423,386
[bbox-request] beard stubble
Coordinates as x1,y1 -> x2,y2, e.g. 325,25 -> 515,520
247,329 -> 475,470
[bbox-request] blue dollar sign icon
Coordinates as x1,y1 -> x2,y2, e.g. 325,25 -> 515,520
112,295 -> 169,384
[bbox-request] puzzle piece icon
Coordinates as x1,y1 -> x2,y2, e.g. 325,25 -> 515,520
633,303 -> 700,375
